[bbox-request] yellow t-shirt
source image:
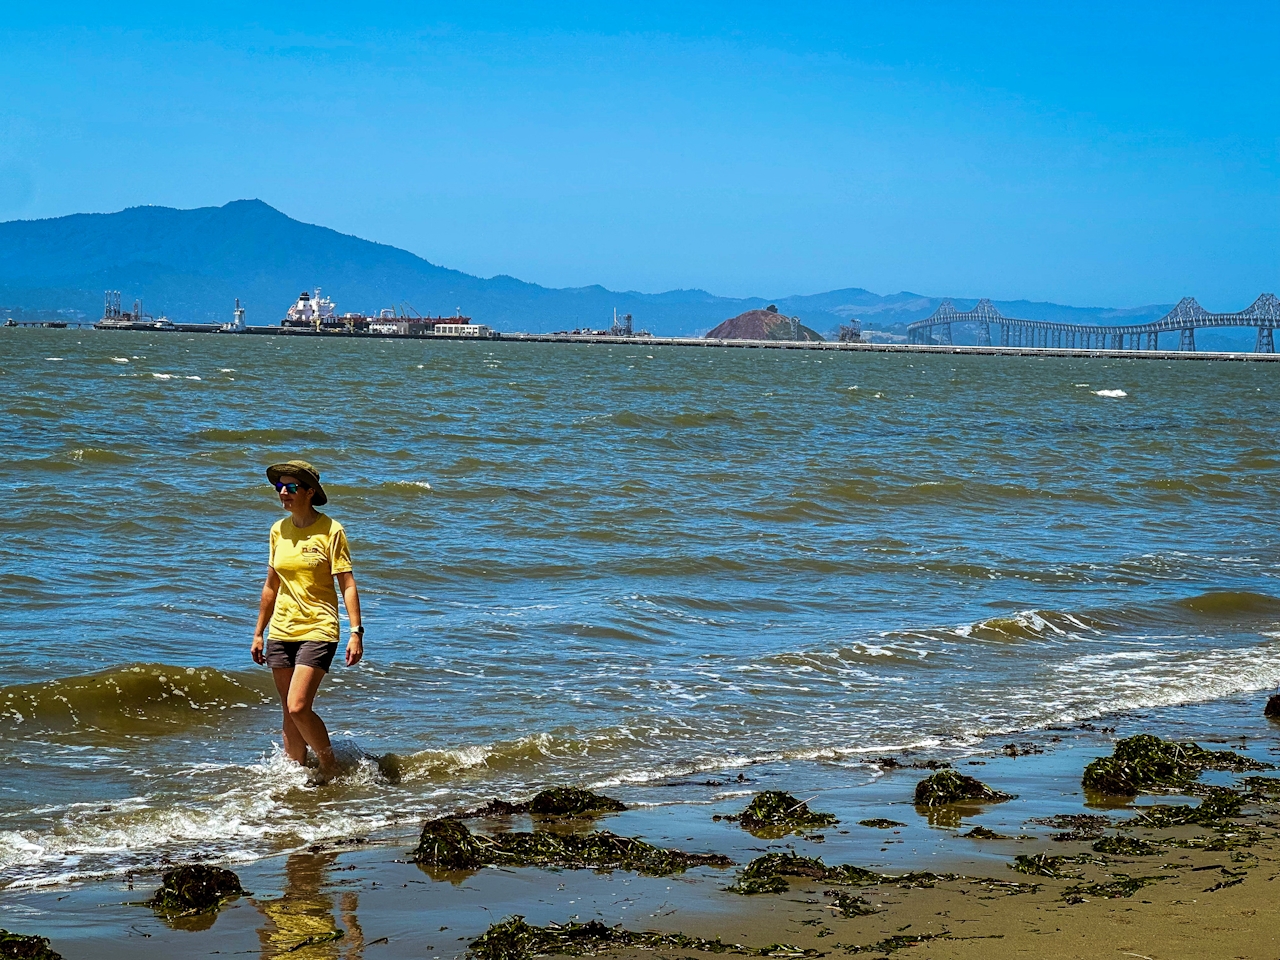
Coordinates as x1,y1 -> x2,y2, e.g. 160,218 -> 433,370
268,515 -> 353,643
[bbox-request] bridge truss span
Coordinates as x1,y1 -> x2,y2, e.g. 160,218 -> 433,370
906,294 -> 1280,353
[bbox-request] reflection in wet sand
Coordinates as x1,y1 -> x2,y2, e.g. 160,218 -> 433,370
255,852 -> 364,959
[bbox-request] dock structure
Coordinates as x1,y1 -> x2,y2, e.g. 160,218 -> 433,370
907,294 -> 1280,353
499,333 -> 1280,361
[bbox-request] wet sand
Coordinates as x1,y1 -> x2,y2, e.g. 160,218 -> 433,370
6,694 -> 1280,959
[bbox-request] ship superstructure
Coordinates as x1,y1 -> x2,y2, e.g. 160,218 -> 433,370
95,291 -> 174,330
281,289 -> 337,329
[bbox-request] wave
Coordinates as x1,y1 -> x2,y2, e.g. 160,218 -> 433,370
1175,591 -> 1280,619
954,609 -> 1107,643
192,427 -> 331,444
0,664 -> 274,738
66,447 -> 136,464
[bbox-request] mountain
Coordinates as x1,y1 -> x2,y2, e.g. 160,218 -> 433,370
0,199 -> 1176,338
707,308 -> 825,341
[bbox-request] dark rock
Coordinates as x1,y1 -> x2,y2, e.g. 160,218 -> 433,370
528,788 -> 625,818
1002,742 -> 1043,757
462,799 -> 530,818
0,930 -> 62,960
914,770 -> 1013,807
146,865 -> 244,917
1265,695 -> 1280,718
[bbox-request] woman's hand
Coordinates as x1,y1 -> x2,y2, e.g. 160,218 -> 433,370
346,635 -> 364,667
251,634 -> 266,665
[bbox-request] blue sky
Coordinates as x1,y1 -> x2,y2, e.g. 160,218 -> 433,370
2,2 -> 1276,307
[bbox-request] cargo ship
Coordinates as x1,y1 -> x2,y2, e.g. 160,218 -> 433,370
281,289 -> 495,338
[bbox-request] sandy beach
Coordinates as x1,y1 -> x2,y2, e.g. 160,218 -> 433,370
6,693 -> 1280,960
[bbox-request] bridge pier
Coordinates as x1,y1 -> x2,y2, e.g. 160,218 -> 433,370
976,322 -> 992,347
1256,327 -> 1275,353
1178,328 -> 1196,352
1146,332 -> 1158,350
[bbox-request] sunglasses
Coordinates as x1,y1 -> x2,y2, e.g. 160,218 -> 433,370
273,481 -> 305,494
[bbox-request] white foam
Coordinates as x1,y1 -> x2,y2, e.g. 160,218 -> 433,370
111,357 -> 129,363
1093,389 -> 1127,398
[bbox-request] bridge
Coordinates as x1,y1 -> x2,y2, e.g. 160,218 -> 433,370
906,294 -> 1280,353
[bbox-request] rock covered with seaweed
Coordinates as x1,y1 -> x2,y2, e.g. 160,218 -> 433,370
145,865 -> 244,918
717,791 -> 837,836
459,787 -> 626,820
914,770 -> 1013,806
0,930 -> 63,960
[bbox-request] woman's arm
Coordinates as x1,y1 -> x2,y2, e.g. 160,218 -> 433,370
336,570 -> 363,667
251,567 -> 281,665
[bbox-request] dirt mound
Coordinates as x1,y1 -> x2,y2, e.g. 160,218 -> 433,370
706,309 -> 824,342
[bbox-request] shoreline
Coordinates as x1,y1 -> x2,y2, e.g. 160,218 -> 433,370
10,324 -> 1278,361
7,691 -> 1280,959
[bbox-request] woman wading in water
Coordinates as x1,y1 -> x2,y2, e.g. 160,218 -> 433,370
251,460 -> 364,783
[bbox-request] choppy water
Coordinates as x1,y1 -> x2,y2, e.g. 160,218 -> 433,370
2,329 -> 1279,887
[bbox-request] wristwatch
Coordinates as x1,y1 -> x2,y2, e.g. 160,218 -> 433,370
352,624 -> 365,638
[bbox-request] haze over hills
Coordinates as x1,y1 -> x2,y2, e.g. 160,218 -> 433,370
0,199 -> 1178,338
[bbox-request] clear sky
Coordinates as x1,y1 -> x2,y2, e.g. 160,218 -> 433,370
2,2 -> 1276,308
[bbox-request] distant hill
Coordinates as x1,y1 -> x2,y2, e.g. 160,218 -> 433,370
0,199 -> 1182,338
707,308 -> 825,341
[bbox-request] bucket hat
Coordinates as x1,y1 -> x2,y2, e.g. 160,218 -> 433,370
266,459 -> 328,506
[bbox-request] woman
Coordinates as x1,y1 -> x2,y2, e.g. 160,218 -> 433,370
251,459 -> 364,783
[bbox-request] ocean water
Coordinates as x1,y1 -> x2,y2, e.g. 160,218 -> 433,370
2,328 -> 1279,888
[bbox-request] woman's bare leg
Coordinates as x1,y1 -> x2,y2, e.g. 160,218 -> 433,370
271,666 -> 307,764
284,665 -> 338,777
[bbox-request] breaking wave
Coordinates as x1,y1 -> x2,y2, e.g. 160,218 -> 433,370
0,665 -> 274,738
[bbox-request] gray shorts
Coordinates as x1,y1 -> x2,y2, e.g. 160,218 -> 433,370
266,640 -> 339,672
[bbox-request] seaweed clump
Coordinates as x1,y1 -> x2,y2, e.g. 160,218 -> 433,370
914,770 -> 1013,807
467,916 -> 819,960
824,890 -> 879,917
1091,835 -> 1161,857
146,865 -> 244,917
414,817 -> 491,870
460,788 -> 627,820
1082,734 -> 1267,797
736,791 -> 837,835
1010,853 -> 1098,879
412,817 -> 730,876
1061,874 -> 1170,904
842,933 -> 950,955
529,788 -> 626,818
1128,787 -> 1246,829
727,853 -> 881,895
962,826 -> 1011,840
858,818 -> 905,829
0,930 -> 63,960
